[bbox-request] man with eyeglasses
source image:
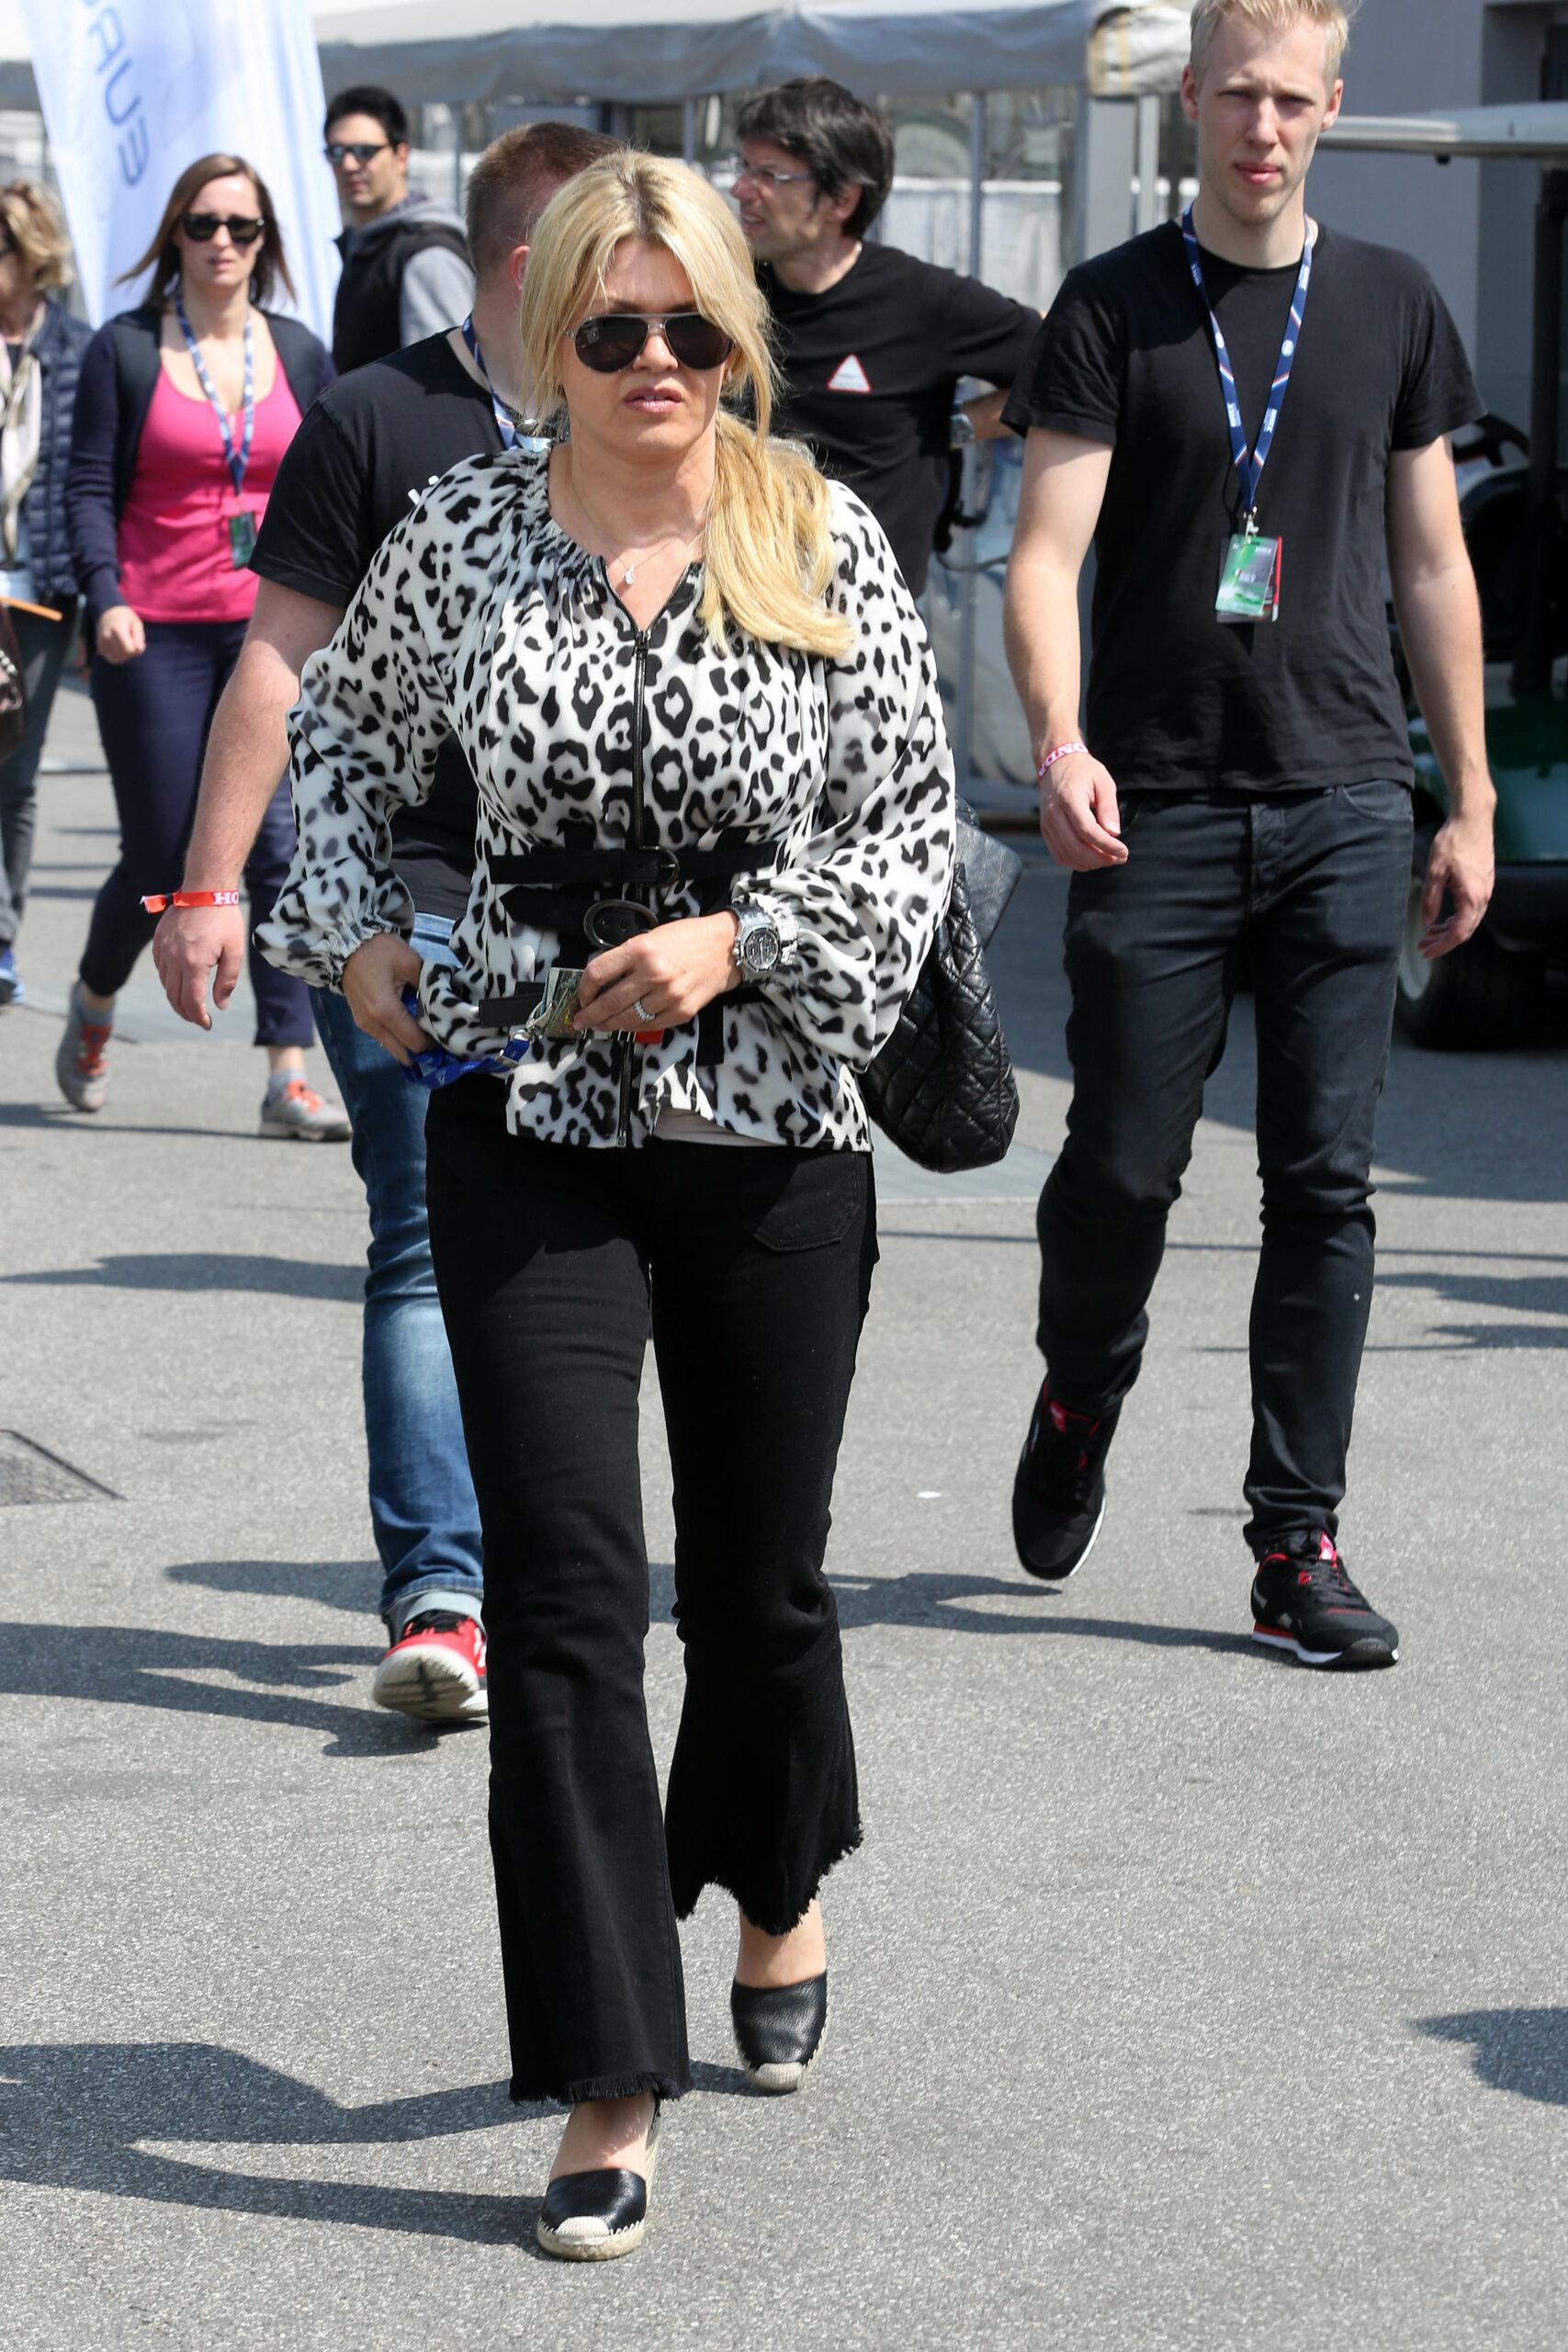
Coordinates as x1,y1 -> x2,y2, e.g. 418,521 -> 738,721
731,77 -> 1039,595
152,125 -> 617,1724
324,84 -> 474,373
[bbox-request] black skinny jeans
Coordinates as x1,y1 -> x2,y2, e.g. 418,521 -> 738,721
1036,780 -> 1412,1555
425,1077 -> 877,2106
81,619 -> 312,1046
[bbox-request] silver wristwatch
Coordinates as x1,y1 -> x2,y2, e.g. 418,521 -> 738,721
949,407 -> 976,450
732,902 -> 782,979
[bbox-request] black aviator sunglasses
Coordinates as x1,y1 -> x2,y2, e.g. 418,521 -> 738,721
570,311 -> 734,374
180,212 -> 266,245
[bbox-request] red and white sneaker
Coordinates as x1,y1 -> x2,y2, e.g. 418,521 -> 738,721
372,1612 -> 488,1722
1250,1532 -> 1400,1668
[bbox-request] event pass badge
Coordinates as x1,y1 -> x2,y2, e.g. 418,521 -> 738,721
1216,521 -> 1281,625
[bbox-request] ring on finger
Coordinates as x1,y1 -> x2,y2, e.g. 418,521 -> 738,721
631,998 -> 653,1024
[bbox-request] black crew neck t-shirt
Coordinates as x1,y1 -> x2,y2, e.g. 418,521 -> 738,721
1002,220 -> 1483,795
759,242 -> 1039,595
252,332 -> 503,918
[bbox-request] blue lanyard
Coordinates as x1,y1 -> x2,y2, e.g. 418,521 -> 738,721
1179,205 -> 1314,532
461,315 -> 550,454
175,292 -> 254,497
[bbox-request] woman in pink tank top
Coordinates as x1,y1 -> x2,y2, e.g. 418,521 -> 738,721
60,151 -> 346,1137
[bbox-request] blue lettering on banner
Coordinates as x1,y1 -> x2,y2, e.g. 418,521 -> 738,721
79,1 -> 148,187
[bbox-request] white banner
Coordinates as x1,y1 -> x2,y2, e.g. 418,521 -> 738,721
19,0 -> 340,341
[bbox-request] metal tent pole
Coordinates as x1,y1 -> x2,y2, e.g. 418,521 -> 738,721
953,91 -> 987,802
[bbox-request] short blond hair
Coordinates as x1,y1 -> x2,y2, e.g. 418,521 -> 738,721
1190,0 -> 1358,83
0,180 -> 73,293
524,152 -> 853,660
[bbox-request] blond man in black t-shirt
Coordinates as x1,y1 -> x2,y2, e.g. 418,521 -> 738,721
999,0 -> 1494,1668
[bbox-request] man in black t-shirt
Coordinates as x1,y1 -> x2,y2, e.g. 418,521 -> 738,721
152,123 -> 616,1720
1000,0 -> 1495,1667
733,78 -> 1039,594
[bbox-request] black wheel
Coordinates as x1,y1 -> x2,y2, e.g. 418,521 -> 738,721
1394,876 -> 1543,1050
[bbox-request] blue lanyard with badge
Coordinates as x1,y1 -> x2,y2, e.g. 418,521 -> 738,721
1180,204 -> 1314,625
460,315 -> 553,455
175,291 -> 257,568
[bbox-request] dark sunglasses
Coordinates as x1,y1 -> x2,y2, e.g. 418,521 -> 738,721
570,311 -> 734,375
181,212 -> 266,245
324,141 -> 390,167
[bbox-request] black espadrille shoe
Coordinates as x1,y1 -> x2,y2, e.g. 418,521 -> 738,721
536,2107 -> 660,2262
730,1973 -> 829,2094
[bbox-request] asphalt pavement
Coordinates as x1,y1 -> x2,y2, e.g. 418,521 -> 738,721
3,680 -> 1566,2350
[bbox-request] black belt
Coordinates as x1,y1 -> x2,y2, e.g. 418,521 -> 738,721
483,830 -> 781,1064
490,837 -> 781,933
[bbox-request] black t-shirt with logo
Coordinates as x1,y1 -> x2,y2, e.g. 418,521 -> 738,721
252,333 -> 502,918
759,243 -> 1039,594
1002,220 -> 1483,795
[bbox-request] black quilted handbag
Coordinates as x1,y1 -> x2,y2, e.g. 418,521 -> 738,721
860,800 -> 1021,1173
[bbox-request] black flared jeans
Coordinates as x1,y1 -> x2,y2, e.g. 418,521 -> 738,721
425,1076 -> 875,2104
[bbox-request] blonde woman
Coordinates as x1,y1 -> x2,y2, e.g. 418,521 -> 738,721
0,182 -> 93,1009
261,151 -> 954,2259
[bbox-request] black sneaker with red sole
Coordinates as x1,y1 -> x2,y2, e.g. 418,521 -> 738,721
1011,1386 -> 1121,1583
1250,1532 -> 1399,1668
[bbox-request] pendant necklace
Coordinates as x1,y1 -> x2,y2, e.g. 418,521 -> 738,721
569,465 -> 711,586
621,512 -> 705,586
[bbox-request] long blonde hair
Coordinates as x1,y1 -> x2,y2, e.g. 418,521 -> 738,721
522,152 -> 854,661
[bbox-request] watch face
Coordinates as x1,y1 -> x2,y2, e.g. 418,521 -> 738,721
740,918 -> 780,975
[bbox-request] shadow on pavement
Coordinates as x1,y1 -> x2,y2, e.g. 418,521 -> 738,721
0,1623 -> 453,1758
1416,2009 -> 1568,2107
165,1559 -> 382,1616
0,1102 -> 256,1143
0,2042 -> 532,2247
1,1253 -> 363,1302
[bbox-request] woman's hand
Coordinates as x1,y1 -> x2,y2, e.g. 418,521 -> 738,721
342,931 -> 431,1065
573,912 -> 740,1034
96,605 -> 146,665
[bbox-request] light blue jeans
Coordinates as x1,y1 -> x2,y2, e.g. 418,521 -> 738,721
310,913 -> 483,1636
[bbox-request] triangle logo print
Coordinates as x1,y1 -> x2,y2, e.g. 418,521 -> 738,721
826,354 -> 872,393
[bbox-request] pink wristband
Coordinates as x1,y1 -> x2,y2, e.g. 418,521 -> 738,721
1037,740 -> 1089,779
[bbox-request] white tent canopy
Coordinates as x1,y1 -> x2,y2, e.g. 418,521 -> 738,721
0,0 -> 1187,110
309,0 -> 1189,106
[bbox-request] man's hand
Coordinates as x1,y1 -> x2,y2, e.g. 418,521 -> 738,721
1039,751 -> 1129,872
96,605 -> 145,665
1418,808 -> 1495,960
153,900 -> 247,1028
573,914 -> 739,1033
342,932 -> 430,1064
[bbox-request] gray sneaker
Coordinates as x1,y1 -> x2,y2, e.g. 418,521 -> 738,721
55,984 -> 114,1112
259,1075 -> 351,1142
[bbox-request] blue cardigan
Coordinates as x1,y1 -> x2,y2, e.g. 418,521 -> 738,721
65,303 -> 333,624
8,300 -> 95,607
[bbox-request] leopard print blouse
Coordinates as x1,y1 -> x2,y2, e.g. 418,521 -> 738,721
258,449 -> 955,1150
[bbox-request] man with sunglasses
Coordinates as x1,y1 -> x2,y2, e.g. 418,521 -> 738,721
733,77 -> 1039,595
324,85 -> 473,374
152,124 -> 617,1723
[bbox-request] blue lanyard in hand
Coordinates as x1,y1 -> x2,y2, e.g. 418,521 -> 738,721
175,291 -> 254,496
460,315 -> 549,454
1179,205 -> 1314,532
